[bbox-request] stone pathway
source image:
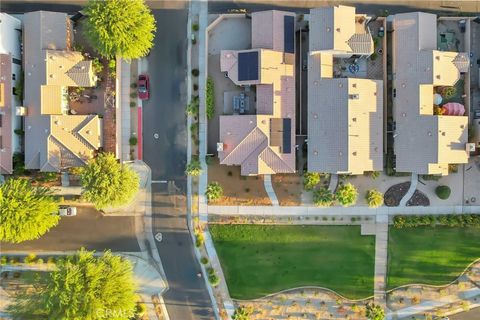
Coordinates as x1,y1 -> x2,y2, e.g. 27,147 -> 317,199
399,173 -> 418,206
328,173 -> 339,193
373,214 -> 389,309
263,175 -> 279,206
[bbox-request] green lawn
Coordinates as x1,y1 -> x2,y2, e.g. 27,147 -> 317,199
209,224 -> 375,300
388,226 -> 480,290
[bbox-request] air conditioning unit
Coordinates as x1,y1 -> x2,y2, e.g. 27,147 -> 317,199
466,143 -> 476,153
16,106 -> 27,116
217,142 -> 224,152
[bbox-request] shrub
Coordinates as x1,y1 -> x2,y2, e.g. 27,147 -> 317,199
365,171 -> 380,180
108,59 -> 116,70
303,172 -> 321,191
448,164 -> 458,174
14,129 -> 25,136
193,83 -> 198,91
135,303 -> 147,317
441,86 -> 457,99
191,69 -> 199,77
370,52 -> 378,61
130,92 -> 138,98
92,57 -> 104,75
36,258 -> 44,264
393,214 -> 480,228
38,172 -> 58,183
366,303 -> 384,320
24,253 -> 37,264
205,182 -> 223,201
129,136 -> 138,146
200,257 -> 209,264
185,159 -> 202,176
232,306 -> 254,320
208,274 -> 220,287
192,23 -> 199,31
335,183 -> 358,207
130,82 -> 138,89
421,174 -> 442,181
130,101 -> 136,108
206,77 -> 215,120
313,187 -> 335,207
366,189 -> 384,208
186,96 -> 199,116
47,257 -> 56,265
195,232 -> 204,247
207,267 -> 215,275
0,256 -> 7,265
435,185 -> 451,200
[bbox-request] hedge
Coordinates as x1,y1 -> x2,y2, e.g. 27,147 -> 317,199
206,77 -> 215,120
393,215 -> 480,228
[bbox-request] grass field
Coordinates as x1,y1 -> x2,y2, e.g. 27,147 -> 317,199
209,224 -> 375,300
388,226 -> 480,290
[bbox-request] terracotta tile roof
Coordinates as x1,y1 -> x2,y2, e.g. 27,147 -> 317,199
218,10 -> 296,175
307,6 -> 383,175
392,12 -> 469,175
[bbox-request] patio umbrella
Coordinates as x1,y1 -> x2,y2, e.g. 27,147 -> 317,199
433,93 -> 443,105
442,102 -> 465,116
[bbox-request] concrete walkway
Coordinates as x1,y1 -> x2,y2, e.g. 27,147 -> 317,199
399,173 -> 418,206
263,175 -> 279,206
373,215 -> 389,309
119,59 -> 132,162
328,174 -> 339,193
207,204 -> 480,216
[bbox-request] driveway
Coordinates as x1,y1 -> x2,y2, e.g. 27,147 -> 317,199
142,9 -> 215,320
0,206 -> 139,252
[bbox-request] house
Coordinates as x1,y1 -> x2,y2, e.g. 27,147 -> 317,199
0,13 -> 23,174
218,11 -> 296,175
392,12 -> 470,175
23,11 -> 102,172
307,6 -> 383,175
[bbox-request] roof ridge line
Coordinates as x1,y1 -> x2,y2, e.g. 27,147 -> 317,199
222,126 -> 267,163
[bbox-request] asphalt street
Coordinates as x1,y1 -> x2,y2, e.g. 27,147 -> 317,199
142,9 -> 215,320
0,206 -> 139,252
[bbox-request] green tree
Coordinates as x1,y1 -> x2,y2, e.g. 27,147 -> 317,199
313,187 -> 335,207
366,189 -> 384,208
81,153 -> 139,209
206,182 -> 223,201
8,249 -> 137,319
435,185 -> 451,200
185,159 -> 202,176
0,179 -> 59,243
83,0 -> 156,59
232,305 -> 254,320
303,172 -> 321,191
366,302 -> 385,320
336,183 -> 358,207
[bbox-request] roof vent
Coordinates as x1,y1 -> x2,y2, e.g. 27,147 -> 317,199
338,83 -> 343,88
339,151 -> 343,156
261,120 -> 266,124
314,80 -> 319,86
460,125 -> 465,129
81,65 -> 86,70
436,75 -> 441,79
336,28 -> 341,32
59,65 -> 63,69
352,151 -> 357,156
428,131 -> 432,136
49,74 -> 55,78
86,130 -> 91,134
402,112 -> 406,117
352,83 -> 357,88
352,117 -> 357,122
436,56 -> 440,60
348,94 -> 359,100
326,27 -> 331,32
442,132 -> 446,136
313,151 -> 318,156
313,113 -> 318,119
401,83 -> 406,88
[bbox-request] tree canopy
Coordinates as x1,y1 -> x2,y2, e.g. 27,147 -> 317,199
366,189 -> 384,208
9,249 -> 137,320
335,183 -> 358,207
83,0 -> 156,59
206,182 -> 223,201
80,153 -> 139,209
0,178 -> 59,243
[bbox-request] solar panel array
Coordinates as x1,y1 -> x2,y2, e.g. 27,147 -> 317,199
284,16 -> 295,54
238,51 -> 259,81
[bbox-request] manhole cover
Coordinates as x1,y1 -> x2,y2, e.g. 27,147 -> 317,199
154,233 -> 163,242
154,133 -> 159,139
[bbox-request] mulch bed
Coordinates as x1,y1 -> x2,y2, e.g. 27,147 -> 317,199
384,182 -> 430,207
406,190 -> 430,206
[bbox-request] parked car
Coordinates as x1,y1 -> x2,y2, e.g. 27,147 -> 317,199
138,74 -> 150,100
59,206 -> 77,217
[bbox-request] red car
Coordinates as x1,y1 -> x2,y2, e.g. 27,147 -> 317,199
138,74 -> 150,100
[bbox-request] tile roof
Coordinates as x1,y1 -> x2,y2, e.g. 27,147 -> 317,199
307,6 -> 383,175
392,12 -> 469,175
23,11 -> 101,172
218,10 -> 296,175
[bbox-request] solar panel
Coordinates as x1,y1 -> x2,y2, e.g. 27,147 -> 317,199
283,118 -> 292,153
284,16 -> 295,54
238,51 -> 259,81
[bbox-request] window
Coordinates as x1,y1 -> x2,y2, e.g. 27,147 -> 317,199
12,74 -> 16,81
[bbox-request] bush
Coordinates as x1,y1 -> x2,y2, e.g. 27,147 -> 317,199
193,83 -> 198,91
36,258 -> 44,264
92,57 -> 104,75
366,302 -> 384,320
186,96 -> 199,116
206,77 -> 215,120
195,232 -> 204,247
47,257 -> 56,264
192,23 -> 199,31
185,159 -> 202,176
191,69 -> 199,77
0,256 -> 7,265
37,172 -> 58,183
24,253 -> 37,264
200,257 -> 209,265
129,136 -> 138,146
313,187 -> 335,207
130,82 -> 138,89
130,101 -> 136,108
208,274 -> 220,287
303,172 -> 321,191
366,189 -> 384,208
130,92 -> 138,99
135,303 -> 147,317
421,174 -> 442,181
393,214 -> 480,228
370,52 -> 378,61
365,171 -> 380,180
335,183 -> 358,207
233,306 -> 254,320
441,86 -> 457,99
206,182 -> 223,201
108,59 -> 116,70
14,129 -> 25,136
448,164 -> 458,174
207,267 -> 215,275
435,185 -> 451,200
